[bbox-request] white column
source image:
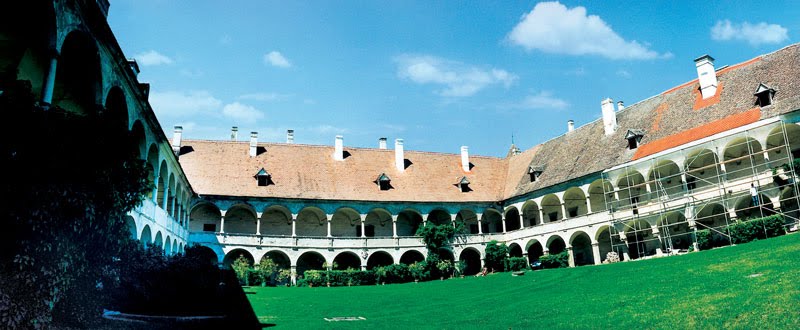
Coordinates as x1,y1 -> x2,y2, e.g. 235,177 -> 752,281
518,214 -> 524,229
360,214 -> 367,238
291,215 -> 297,237
561,203 -> 568,220
392,215 -> 398,238
476,214 -> 483,234
41,51 -> 58,106
539,209 -> 545,223
567,245 -> 575,267
591,242 -> 602,265
652,228 -> 664,256
586,197 -> 593,214
163,184 -> 170,209
326,216 -> 332,238
256,212 -> 262,235
219,210 -> 226,234
501,217 -> 507,233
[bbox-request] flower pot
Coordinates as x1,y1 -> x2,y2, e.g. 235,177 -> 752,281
326,282 -> 331,287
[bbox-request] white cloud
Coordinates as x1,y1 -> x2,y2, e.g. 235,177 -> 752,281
222,102 -> 264,122
507,2 -> 670,60
179,69 -> 204,78
264,51 -> 292,68
616,69 -> 631,79
395,54 -> 517,97
711,20 -> 789,46
133,50 -> 174,66
238,92 -> 290,101
150,90 -> 222,117
498,91 -> 569,111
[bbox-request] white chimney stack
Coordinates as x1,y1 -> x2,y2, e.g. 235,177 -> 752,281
286,129 -> 294,144
231,126 -> 238,141
249,132 -> 258,157
379,137 -> 387,150
617,101 -> 625,111
171,126 -> 182,155
395,139 -> 405,171
695,54 -> 718,99
461,146 -> 470,172
601,98 -> 617,136
567,120 -> 574,133
334,135 -> 344,161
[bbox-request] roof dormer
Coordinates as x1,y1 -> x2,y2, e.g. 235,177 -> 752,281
528,165 -> 544,182
754,83 -> 776,107
457,176 -> 471,192
625,129 -> 645,150
375,173 -> 392,191
254,168 -> 273,186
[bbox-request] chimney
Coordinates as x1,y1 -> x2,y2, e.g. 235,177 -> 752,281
617,101 -> 625,111
461,146 -> 470,172
171,126 -> 182,155
249,132 -> 258,157
567,120 -> 574,133
286,129 -> 294,144
395,139 -> 404,171
695,54 -> 718,99
127,59 -> 140,78
379,137 -> 387,149
231,126 -> 238,141
601,98 -> 617,136
333,135 -> 344,161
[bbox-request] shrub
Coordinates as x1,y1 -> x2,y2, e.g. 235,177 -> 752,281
409,261 -> 430,282
298,269 -> 375,287
383,264 -> 412,284
540,251 -> 569,269
504,257 -> 529,272
436,259 -> 454,278
729,214 -> 785,244
695,229 -> 713,251
484,240 -> 509,272
231,255 -> 252,286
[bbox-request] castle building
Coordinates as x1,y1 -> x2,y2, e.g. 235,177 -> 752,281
5,1 -> 800,282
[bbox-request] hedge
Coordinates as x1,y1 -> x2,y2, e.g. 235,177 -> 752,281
728,214 -> 786,244
539,251 -> 569,269
297,269 -> 376,287
504,257 -> 529,272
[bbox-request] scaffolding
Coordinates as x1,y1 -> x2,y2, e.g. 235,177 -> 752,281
600,120 -> 800,260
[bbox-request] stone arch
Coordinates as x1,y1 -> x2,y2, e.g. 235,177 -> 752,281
563,187 -> 588,218
190,202 -> 221,232
437,248 -> 455,262
192,245 -> 219,265
723,137 -> 765,181
616,169 -> 648,208
330,207 -> 361,237
779,186 -> 800,223
262,250 -> 291,270
164,236 -> 172,255
53,30 -> 102,115
525,239 -> 544,263
296,206 -> 327,237
647,160 -> 683,198
139,225 -> 152,248
508,243 -> 522,257
458,248 -> 482,276
145,144 -> 159,199
261,205 -> 292,236
3,1 -> 56,96
546,235 -> 566,255
624,219 -> 657,260
521,200 -> 540,227
734,194 -> 775,220
541,194 -> 563,223
167,173 -> 176,217
569,231 -> 594,266
156,160 -> 168,208
129,121 -> 147,161
427,209 -> 451,226
685,148 -> 722,191
595,225 -> 623,263
455,209 -> 479,234
332,251 -> 361,270
103,86 -> 129,134
656,211 -> 691,252
396,209 -> 423,236
366,251 -> 394,270
154,231 -> 163,249
399,250 -> 425,265
223,248 -> 254,269
766,124 -> 800,166
296,251 -> 326,278
481,208 -> 503,233
504,207 -> 521,231
588,179 -> 614,213
364,208 -> 393,237
224,204 -> 258,234
124,215 -> 137,240
174,239 -> 180,254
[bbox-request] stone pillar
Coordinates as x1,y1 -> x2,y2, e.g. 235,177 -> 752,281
326,217 -> 332,238
291,215 -> 297,237
567,245 -> 575,267
392,215 -> 398,238
518,214 -> 525,229
360,214 -> 367,238
291,266 -> 297,286
163,184 -> 170,210
539,209 -> 545,223
619,235 -> 630,261
41,50 -> 59,106
591,242 -> 602,265
652,228 -> 664,256
219,211 -> 226,234
501,217 -> 507,233
586,197 -> 593,214
477,217 -> 483,235
153,175 -> 160,203
561,203 -> 568,220
542,248 -> 549,256
681,173 -> 689,192
256,212 -> 262,235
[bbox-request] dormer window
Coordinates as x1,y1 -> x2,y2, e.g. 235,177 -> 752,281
375,173 -> 392,191
754,83 -> 776,107
254,168 -> 273,186
528,165 -> 544,182
457,176 -> 471,192
625,129 -> 645,150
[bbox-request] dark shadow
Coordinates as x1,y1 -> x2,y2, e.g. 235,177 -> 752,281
342,150 -> 352,159
453,183 -> 473,192
256,146 -> 267,156
468,162 -> 475,170
179,146 -> 195,156
404,159 -> 413,169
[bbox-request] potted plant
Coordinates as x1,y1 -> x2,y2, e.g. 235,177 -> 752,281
436,259 -> 453,280
409,262 -> 423,283
277,269 -> 292,287
374,266 -> 387,285
455,260 -> 466,278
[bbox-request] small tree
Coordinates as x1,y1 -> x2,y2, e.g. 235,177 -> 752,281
409,261 -> 428,282
484,240 -> 509,272
255,257 -> 279,286
232,256 -> 252,286
436,259 -> 454,279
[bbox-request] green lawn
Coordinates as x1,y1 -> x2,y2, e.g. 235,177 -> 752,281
246,234 -> 800,329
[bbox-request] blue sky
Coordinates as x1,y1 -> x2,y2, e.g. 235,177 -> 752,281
108,1 -> 798,157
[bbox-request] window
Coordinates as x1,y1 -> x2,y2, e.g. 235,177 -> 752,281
457,176 -> 471,192
754,83 -> 776,107
203,223 -> 216,232
625,129 -> 645,150
528,165 -> 544,182
356,224 -> 375,237
376,173 -> 392,191
568,207 -> 578,218
254,168 -> 273,186
548,212 -> 558,222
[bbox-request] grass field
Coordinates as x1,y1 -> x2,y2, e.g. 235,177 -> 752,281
246,234 -> 800,329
